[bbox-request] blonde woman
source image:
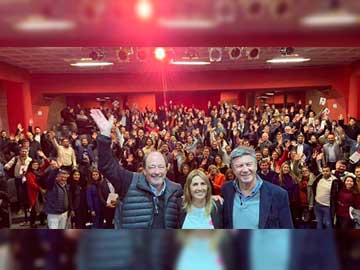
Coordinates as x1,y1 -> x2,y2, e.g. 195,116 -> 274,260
179,169 -> 223,229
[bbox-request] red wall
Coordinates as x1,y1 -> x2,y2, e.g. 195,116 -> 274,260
4,81 -> 33,133
156,91 -> 220,110
128,93 -> 156,111
0,62 -> 32,133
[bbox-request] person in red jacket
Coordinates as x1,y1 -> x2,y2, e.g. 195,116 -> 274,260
207,165 -> 226,195
25,151 -> 49,228
336,175 -> 359,229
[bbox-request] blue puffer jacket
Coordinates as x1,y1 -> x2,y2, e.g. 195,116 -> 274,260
44,169 -> 70,214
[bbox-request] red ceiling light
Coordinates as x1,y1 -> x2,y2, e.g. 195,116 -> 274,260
118,51 -> 128,61
135,0 -> 153,21
154,47 -> 166,61
116,48 -> 133,62
137,48 -> 148,61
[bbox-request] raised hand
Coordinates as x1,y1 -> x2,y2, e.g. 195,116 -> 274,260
37,150 -> 46,159
285,140 -> 291,149
90,109 -> 114,138
17,123 -> 24,132
48,131 -> 55,140
316,153 -> 324,161
71,132 -> 78,140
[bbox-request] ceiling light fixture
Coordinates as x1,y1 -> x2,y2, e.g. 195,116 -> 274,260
209,48 -> 222,62
70,61 -> 114,67
301,0 -> 360,28
170,61 -> 211,65
135,0 -> 154,21
301,9 -> 360,27
157,18 -> 218,29
228,47 -> 242,60
154,47 -> 166,61
267,55 -> 311,63
89,48 -> 105,61
214,0 -> 237,24
184,48 -> 200,60
246,47 -> 260,60
137,48 -> 149,62
14,15 -> 75,32
280,47 -> 295,55
117,47 -> 133,62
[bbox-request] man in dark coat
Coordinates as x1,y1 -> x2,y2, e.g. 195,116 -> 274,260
221,146 -> 293,229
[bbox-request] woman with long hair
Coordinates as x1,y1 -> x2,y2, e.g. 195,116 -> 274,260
69,169 -> 88,228
25,155 -> 49,228
214,155 -> 228,175
86,169 -> 103,228
278,162 -> 300,227
271,141 -> 290,171
135,149 -> 145,170
224,168 -> 236,182
185,152 -> 198,171
179,169 -> 223,229
336,176 -> 359,229
142,138 -> 155,156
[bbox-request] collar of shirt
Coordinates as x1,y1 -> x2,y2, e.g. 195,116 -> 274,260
149,180 -> 167,197
233,176 -> 263,202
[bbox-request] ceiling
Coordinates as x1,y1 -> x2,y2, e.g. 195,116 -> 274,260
0,47 -> 359,74
0,1 -> 360,46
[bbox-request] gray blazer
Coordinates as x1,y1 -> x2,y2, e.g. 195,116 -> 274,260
322,142 -> 343,163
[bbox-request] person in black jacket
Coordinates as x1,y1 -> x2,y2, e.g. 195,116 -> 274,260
69,169 -> 87,229
179,169 -> 223,229
90,109 -> 183,229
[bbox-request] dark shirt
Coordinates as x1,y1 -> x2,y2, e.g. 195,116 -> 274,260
258,170 -> 280,186
152,194 -> 165,229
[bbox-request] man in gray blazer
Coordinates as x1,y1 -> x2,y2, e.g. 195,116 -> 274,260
322,133 -> 343,170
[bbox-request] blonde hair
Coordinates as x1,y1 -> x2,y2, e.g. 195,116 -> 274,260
183,169 -> 214,216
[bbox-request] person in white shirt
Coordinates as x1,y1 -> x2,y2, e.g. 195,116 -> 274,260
311,165 -> 341,229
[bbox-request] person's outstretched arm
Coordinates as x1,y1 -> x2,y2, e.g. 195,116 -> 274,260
90,109 -> 133,195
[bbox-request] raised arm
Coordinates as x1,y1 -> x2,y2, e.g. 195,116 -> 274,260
90,109 -> 133,196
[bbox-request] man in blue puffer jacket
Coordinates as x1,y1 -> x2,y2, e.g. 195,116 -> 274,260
44,167 -> 71,229
90,109 -> 182,229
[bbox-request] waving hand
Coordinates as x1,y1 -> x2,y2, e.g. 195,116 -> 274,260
90,109 -> 114,138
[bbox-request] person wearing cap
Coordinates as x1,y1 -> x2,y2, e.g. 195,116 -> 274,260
44,166 -> 71,229
221,146 -> 293,229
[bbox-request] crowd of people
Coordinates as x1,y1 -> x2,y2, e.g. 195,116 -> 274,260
0,98 -> 360,229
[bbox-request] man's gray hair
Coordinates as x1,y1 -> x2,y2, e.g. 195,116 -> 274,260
229,146 -> 257,164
